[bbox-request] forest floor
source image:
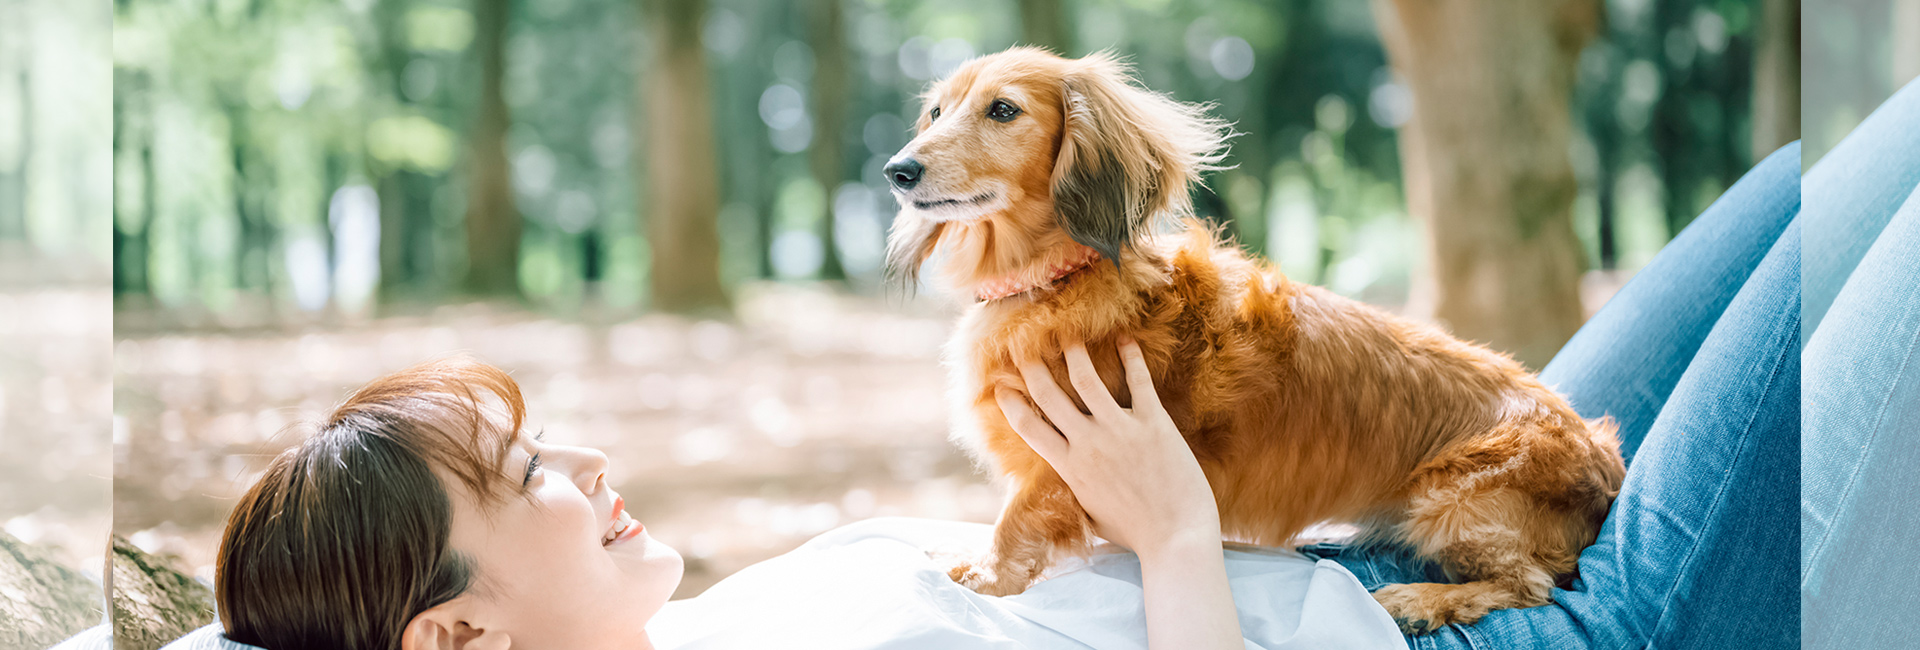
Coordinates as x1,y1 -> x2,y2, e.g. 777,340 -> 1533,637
112,283 -> 999,599
0,281 -> 113,586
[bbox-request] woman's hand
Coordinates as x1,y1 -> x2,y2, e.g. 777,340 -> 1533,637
995,335 -> 1241,650
995,336 -> 1221,559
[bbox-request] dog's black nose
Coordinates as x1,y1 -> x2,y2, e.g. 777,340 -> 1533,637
884,158 -> 924,190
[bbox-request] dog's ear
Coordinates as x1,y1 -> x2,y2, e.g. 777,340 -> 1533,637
1051,52 -> 1232,265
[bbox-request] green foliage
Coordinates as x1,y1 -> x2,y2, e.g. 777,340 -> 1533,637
107,0 -> 1765,322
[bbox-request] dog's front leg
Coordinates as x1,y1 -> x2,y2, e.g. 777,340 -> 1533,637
949,471 -> 1090,596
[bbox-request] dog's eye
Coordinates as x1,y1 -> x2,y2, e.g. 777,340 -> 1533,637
930,106 -> 941,121
988,99 -> 1020,123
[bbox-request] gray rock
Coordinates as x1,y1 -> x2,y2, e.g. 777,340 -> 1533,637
110,536 -> 214,650
0,530 -> 103,650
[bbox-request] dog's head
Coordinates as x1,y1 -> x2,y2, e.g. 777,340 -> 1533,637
883,47 -> 1230,294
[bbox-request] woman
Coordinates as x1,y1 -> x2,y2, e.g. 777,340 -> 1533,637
192,348 -> 1396,650
211,361 -> 685,649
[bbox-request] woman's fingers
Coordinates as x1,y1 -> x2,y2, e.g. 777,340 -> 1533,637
996,388 -> 1068,465
1116,335 -> 1162,413
1063,341 -> 1124,420
1016,357 -> 1089,432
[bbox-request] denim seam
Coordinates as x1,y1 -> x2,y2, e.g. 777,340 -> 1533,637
1635,301 -> 1797,650
1455,622 -> 1486,650
1800,270 -> 1920,581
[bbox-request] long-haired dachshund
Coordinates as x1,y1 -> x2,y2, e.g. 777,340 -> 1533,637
881,47 -> 1625,633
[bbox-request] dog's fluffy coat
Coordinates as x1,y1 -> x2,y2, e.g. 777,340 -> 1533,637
884,48 -> 1625,632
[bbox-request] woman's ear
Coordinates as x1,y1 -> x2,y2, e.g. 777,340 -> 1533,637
401,603 -> 511,650
1050,52 -> 1233,264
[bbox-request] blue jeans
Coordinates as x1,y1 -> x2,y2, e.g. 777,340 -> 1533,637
1801,79 -> 1920,649
1303,141 -> 1804,650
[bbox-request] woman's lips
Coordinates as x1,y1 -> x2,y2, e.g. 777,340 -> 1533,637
604,496 -> 644,547
609,518 -> 644,546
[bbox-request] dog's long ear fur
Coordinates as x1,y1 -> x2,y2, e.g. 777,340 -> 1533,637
1052,52 -> 1231,265
883,212 -> 943,291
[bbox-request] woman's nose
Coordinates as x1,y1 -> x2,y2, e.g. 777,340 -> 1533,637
553,445 -> 611,495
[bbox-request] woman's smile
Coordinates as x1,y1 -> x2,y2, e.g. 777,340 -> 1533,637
605,496 -> 645,547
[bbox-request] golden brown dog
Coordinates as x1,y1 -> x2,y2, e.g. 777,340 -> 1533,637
882,47 -> 1625,633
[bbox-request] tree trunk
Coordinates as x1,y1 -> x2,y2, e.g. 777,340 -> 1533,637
1018,0 -> 1070,55
643,0 -> 730,313
1372,0 -> 1597,369
464,0 -> 520,296
1752,0 -> 1800,164
808,0 -> 848,281
376,0 -> 434,300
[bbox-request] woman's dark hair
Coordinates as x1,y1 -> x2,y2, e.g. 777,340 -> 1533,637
215,357 -> 527,650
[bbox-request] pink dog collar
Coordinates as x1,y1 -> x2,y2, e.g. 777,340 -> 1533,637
976,245 -> 1103,302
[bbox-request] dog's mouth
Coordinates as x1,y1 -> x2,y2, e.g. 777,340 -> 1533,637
912,191 -> 997,211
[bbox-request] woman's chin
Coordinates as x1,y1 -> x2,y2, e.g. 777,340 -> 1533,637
618,533 -> 685,617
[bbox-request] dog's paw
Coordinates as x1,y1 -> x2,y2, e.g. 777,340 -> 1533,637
938,555 -> 1032,596
1371,583 -> 1490,635
944,557 -> 991,591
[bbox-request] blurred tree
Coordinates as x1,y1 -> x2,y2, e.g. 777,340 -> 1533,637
1753,0 -> 1800,156
1902,0 -> 1920,84
466,0 -> 522,296
112,69 -> 151,295
809,0 -> 849,281
375,0 -> 438,300
1019,0 -> 1070,54
706,0 -> 779,282
0,13 -> 22,242
644,0 -> 730,313
1373,0 -> 1598,369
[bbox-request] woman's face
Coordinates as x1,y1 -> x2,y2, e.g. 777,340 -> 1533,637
440,433 -> 683,648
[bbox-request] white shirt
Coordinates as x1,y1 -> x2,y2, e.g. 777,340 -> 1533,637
650,517 -> 1404,650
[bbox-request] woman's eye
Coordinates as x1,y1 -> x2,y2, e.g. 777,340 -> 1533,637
930,106 -> 941,121
988,100 -> 1020,122
523,452 -> 543,486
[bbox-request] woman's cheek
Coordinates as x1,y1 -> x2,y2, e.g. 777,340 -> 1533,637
535,479 -> 601,540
